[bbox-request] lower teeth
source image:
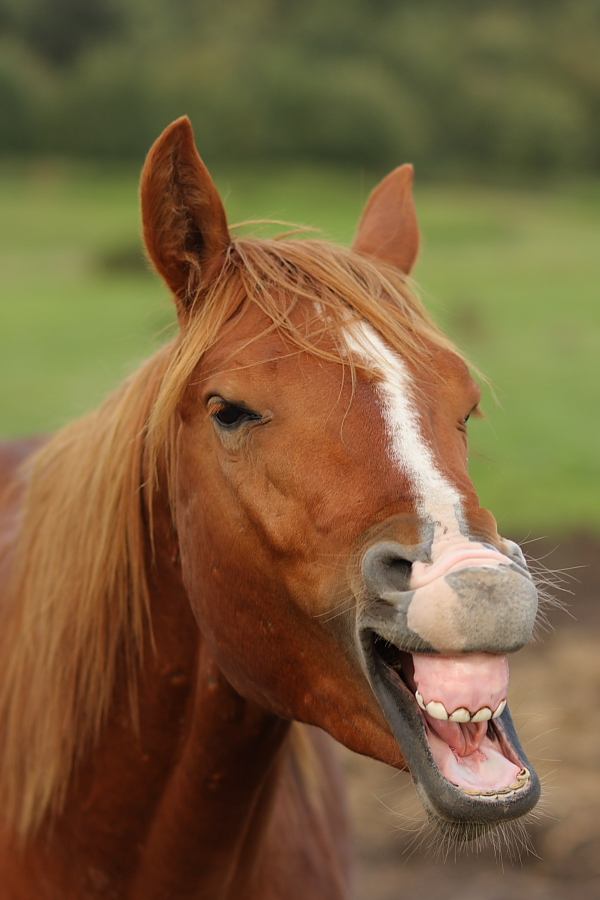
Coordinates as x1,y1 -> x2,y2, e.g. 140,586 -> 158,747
456,768 -> 530,798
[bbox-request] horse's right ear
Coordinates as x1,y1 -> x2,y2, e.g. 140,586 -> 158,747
140,117 -> 230,321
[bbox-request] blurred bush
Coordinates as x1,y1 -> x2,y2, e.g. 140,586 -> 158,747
1,0 -> 600,176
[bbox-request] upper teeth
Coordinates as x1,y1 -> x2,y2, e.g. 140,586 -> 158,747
415,692 -> 506,722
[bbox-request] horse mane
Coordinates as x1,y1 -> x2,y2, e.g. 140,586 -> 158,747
0,235 -> 466,835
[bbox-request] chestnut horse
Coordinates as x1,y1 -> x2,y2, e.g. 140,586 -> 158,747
0,118 -> 539,898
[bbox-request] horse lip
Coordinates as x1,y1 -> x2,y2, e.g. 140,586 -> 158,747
358,627 -> 541,837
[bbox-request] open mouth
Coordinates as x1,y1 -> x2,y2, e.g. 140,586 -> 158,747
359,629 -> 541,839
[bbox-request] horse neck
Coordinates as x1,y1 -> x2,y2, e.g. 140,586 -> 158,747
91,477 -> 292,898
129,644 -> 290,898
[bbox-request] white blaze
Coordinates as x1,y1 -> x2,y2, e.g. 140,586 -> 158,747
345,322 -> 464,552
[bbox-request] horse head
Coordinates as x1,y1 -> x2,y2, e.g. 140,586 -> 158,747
141,117 -> 540,840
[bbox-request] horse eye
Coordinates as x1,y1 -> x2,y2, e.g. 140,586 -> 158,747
464,413 -> 471,425
214,403 -> 253,428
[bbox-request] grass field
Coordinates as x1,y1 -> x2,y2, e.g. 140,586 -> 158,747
0,159 -> 599,537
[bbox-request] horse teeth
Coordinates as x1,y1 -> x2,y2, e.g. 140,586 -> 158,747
492,699 -> 506,719
417,697 -> 509,724
425,701 -> 448,720
456,767 -> 530,800
449,707 -> 471,723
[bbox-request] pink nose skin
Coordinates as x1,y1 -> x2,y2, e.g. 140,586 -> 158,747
361,538 -> 538,656
404,540 -> 537,655
411,541 -> 511,589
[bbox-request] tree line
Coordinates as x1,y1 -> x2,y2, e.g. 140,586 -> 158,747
1,0 -> 599,176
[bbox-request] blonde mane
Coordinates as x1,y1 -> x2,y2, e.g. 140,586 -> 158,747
0,236 -> 466,835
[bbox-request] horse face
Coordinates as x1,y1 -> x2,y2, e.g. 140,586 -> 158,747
142,118 -> 540,838
173,302 -> 413,728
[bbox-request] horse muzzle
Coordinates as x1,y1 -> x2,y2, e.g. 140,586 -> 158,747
357,537 -> 541,838
360,538 -> 538,655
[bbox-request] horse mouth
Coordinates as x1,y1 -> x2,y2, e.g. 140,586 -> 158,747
359,629 -> 541,840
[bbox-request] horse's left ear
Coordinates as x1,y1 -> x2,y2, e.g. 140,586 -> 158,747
352,164 -> 420,275
140,117 -> 230,320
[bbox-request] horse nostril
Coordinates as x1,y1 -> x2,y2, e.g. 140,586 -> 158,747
362,542 -> 417,598
385,557 -> 412,591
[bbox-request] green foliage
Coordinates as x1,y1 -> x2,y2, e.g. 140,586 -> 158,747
1,0 -> 600,175
2,0 -> 121,67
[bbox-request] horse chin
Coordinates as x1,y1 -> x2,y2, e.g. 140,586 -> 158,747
358,629 -> 541,841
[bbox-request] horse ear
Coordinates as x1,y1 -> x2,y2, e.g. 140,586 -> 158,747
352,164 -> 420,275
140,117 -> 230,319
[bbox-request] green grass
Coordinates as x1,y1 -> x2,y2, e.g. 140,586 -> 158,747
1,159 -> 599,537
415,182 -> 600,536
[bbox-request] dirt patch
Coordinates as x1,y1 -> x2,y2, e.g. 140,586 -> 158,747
344,535 -> 600,899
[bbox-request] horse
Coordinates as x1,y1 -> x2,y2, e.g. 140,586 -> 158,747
0,117 -> 540,898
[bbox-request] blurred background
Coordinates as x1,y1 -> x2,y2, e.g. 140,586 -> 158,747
0,1 -> 599,897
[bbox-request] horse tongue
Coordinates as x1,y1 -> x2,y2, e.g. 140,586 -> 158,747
425,718 -> 488,757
